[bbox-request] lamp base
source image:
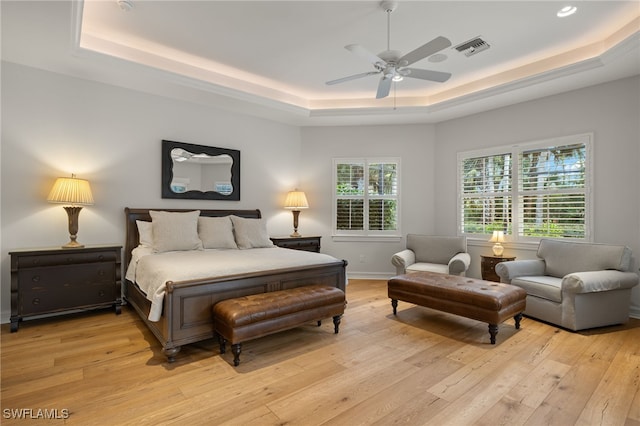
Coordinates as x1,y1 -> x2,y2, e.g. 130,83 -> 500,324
492,243 -> 504,257
62,206 -> 85,249
62,240 -> 85,249
290,231 -> 301,238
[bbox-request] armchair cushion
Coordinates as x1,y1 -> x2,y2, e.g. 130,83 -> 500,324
407,234 -> 466,264
512,275 -> 562,303
538,239 -> 632,277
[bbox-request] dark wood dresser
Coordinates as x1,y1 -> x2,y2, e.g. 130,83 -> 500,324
480,255 -> 516,282
270,236 -> 321,253
9,245 -> 122,332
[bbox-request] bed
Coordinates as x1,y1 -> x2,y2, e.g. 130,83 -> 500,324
123,208 -> 348,362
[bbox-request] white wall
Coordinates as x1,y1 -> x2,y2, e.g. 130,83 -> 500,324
0,62 -> 303,322
300,124 -> 436,278
434,76 -> 640,316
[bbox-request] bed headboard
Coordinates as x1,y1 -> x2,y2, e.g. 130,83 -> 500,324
124,207 -> 262,269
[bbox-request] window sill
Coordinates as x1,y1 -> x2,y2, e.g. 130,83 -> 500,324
332,235 -> 402,243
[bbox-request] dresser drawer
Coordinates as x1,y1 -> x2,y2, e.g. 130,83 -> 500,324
16,251 -> 117,268
18,262 -> 115,290
21,283 -> 116,315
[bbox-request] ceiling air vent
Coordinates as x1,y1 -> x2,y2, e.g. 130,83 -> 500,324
454,37 -> 490,57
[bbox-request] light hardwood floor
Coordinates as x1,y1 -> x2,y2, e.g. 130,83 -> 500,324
2,279 -> 639,425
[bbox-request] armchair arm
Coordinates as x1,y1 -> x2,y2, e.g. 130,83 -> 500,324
562,270 -> 639,294
448,252 -> 471,275
391,249 -> 416,275
495,259 -> 546,283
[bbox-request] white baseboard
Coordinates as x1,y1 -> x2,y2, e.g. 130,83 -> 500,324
347,272 -> 393,281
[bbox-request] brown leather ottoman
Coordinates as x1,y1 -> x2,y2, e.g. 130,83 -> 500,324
388,271 -> 526,344
212,285 -> 345,366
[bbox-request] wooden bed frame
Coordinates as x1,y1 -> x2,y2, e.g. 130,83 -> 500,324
123,208 -> 348,362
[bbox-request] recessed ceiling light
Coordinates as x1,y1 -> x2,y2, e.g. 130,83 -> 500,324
557,6 -> 577,18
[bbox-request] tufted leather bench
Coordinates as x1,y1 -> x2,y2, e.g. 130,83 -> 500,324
388,271 -> 526,344
212,285 -> 346,366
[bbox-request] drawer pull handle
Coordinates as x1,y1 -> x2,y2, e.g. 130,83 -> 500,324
32,275 -> 40,282
32,298 -> 40,305
99,290 -> 105,297
67,258 -> 74,262
98,255 -> 104,260
98,270 -> 105,276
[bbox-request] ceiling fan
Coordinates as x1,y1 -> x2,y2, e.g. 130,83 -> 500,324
326,1 -> 452,99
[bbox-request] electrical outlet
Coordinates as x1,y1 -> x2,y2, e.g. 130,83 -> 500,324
359,254 -> 366,263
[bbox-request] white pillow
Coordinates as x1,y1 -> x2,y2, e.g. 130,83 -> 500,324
198,216 -> 237,249
230,215 -> 274,249
136,220 -> 153,248
149,210 -> 203,253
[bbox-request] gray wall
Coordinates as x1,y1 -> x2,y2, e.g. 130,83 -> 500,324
2,61 -> 639,321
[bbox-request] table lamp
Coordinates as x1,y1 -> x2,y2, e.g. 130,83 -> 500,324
47,174 -> 94,248
284,190 -> 308,238
489,230 -> 505,256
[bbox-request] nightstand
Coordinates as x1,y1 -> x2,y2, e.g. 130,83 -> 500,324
481,255 -> 516,282
270,236 -> 321,253
9,245 -> 122,332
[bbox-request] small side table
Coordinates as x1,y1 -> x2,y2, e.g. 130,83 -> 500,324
270,236 -> 321,253
481,255 -> 515,282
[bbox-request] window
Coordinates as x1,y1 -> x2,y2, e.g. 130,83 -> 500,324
458,134 -> 592,241
333,158 -> 400,238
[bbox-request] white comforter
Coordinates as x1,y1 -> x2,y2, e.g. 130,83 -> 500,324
125,247 -> 342,321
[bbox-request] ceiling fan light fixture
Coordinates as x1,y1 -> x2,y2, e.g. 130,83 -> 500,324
392,75 -> 403,82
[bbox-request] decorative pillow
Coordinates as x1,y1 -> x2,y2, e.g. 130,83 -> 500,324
230,215 -> 274,249
136,220 -> 153,248
149,210 -> 203,253
198,216 -> 237,249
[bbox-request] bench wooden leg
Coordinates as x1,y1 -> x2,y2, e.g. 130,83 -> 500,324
216,333 -> 227,354
488,324 -> 498,344
232,343 -> 242,366
332,315 -> 342,334
391,299 -> 398,315
514,313 -> 523,329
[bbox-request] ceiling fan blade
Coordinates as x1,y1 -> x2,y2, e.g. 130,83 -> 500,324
376,76 -> 392,99
405,68 -> 452,83
326,71 -> 380,86
399,36 -> 452,66
345,44 -> 387,66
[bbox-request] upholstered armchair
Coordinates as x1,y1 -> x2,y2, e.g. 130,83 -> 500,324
495,239 -> 639,331
392,234 -> 471,276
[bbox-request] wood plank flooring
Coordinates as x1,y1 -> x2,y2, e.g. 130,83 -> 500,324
2,279 -> 639,425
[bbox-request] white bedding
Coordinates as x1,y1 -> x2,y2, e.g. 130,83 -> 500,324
125,246 -> 343,321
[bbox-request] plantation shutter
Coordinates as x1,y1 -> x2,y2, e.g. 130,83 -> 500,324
517,143 -> 587,238
460,153 -> 512,234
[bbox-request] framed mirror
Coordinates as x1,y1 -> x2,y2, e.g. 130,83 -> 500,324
161,140 -> 240,200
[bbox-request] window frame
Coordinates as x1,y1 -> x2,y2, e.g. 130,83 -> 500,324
332,157 -> 401,240
457,133 -> 593,243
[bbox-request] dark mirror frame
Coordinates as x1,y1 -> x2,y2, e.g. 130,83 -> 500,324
161,139 -> 240,200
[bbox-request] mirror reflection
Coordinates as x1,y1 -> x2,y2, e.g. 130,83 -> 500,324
170,148 -> 233,195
